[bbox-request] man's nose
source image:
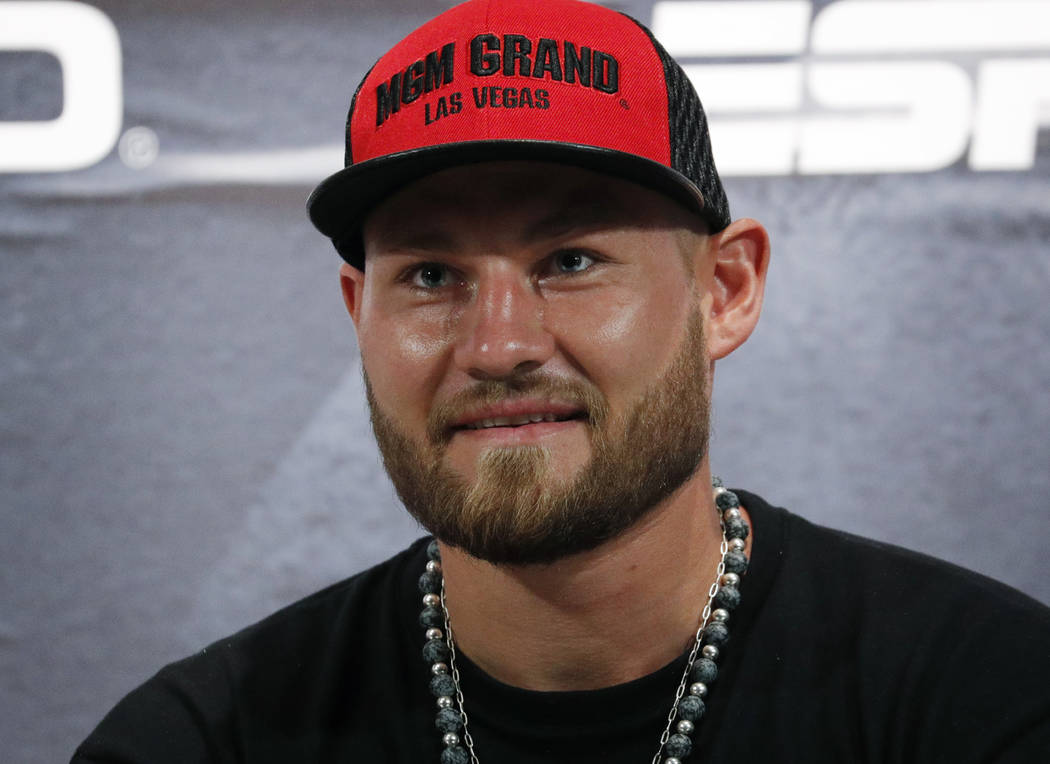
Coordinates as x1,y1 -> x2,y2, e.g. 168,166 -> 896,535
452,271 -> 555,380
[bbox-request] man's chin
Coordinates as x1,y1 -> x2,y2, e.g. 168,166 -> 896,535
440,535 -> 608,567
441,450 -> 586,494
432,518 -> 622,567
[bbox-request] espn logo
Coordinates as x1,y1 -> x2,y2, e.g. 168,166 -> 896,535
652,0 -> 1050,175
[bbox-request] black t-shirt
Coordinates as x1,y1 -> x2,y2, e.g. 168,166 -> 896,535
73,491 -> 1050,762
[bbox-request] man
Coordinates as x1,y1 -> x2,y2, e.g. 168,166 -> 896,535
74,1 -> 1050,762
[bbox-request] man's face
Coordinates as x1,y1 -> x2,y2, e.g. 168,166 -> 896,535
351,162 -> 713,565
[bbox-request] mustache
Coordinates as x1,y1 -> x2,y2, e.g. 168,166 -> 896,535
426,375 -> 609,445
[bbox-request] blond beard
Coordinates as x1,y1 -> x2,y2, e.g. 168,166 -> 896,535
366,310 -> 710,565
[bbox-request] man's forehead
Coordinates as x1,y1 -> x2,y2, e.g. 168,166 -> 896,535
363,161 -> 702,253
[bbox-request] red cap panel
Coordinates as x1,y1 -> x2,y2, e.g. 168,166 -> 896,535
349,0 -> 671,168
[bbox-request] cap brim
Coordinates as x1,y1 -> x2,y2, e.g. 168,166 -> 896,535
307,140 -> 710,267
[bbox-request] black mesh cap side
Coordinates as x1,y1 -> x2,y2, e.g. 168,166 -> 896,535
344,58 -> 379,167
624,14 -> 731,232
327,59 -> 380,264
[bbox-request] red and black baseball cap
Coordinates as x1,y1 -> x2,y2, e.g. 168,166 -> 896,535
308,0 -> 730,268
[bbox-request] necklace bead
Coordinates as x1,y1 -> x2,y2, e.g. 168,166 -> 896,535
691,658 -> 718,684
442,735 -> 470,764
435,708 -> 463,733
423,639 -> 450,664
420,607 -> 444,630
442,748 -> 470,764
431,673 -> 456,697
702,621 -> 729,647
665,733 -> 693,758
420,571 -> 442,595
713,585 -> 741,611
678,694 -> 706,722
724,550 -> 748,574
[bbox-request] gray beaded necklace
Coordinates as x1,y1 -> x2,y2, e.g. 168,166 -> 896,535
418,479 -> 750,764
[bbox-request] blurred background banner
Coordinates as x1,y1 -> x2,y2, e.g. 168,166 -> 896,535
2,1 -> 1048,760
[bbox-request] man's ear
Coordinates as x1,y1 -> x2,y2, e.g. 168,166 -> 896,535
705,218 -> 770,361
339,262 -> 366,326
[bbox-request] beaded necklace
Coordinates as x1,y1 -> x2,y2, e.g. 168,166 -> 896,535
417,479 -> 750,764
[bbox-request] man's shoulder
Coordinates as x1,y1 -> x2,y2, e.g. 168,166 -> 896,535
158,535 -> 432,691
739,487 -> 1050,620
724,490 -> 1050,763
211,536 -> 431,651
73,537 -> 432,763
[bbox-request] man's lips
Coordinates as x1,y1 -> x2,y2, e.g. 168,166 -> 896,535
450,400 -> 585,431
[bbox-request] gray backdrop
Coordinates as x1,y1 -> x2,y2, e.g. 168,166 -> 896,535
2,1 -> 1048,762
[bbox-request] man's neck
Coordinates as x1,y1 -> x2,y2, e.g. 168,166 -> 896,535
437,463 -> 744,692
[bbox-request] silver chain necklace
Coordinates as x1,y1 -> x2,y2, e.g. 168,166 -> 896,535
417,479 -> 750,764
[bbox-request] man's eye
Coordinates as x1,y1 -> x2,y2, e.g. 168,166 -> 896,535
552,250 -> 595,274
411,263 -> 450,288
